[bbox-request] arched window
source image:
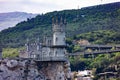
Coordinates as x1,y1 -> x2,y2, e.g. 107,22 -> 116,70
49,40 -> 52,45
48,40 -> 49,45
64,37 -> 65,42
56,51 -> 57,54
55,51 -> 58,56
56,37 -> 58,42
64,51 -> 66,54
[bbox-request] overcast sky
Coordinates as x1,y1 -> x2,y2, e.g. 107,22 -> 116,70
0,0 -> 119,14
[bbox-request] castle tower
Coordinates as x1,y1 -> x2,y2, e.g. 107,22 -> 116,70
52,17 -> 66,46
52,18 -> 67,60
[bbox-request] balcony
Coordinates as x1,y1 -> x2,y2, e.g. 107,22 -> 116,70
34,56 -> 67,62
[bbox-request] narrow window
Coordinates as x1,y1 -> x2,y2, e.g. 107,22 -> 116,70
49,40 -> 52,45
56,51 -> 57,54
48,40 -> 50,45
55,51 -> 57,56
56,37 -> 58,42
64,38 -> 65,42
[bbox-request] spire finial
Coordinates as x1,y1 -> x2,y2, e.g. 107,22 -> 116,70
56,18 -> 58,24
64,18 -> 67,25
27,38 -> 29,44
60,17 -> 63,24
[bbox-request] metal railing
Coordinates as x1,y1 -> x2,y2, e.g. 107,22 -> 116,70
69,49 -> 120,56
35,56 -> 67,61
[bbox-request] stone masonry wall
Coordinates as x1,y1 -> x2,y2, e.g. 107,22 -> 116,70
0,59 -> 71,80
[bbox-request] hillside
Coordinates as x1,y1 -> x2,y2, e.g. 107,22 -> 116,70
0,12 -> 37,31
0,2 -> 120,47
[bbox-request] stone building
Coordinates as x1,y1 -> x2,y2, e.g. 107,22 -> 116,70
0,18 -> 71,80
19,17 -> 71,80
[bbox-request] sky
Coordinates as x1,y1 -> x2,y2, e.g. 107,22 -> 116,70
0,0 -> 120,14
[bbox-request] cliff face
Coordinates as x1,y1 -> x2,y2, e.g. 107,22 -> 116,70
0,59 -> 71,80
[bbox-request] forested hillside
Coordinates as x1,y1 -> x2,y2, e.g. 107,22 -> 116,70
0,2 -> 120,47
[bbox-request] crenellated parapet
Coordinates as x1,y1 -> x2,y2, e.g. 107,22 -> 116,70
52,17 -> 66,33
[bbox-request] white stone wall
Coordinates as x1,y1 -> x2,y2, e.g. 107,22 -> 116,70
53,32 -> 65,46
53,48 -> 65,57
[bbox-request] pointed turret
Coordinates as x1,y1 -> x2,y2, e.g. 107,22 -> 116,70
25,38 -> 29,52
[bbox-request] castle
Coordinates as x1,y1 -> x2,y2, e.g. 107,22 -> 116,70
19,17 -> 71,80
20,18 -> 68,61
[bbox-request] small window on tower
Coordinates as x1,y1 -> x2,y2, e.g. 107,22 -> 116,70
56,51 -> 57,56
56,37 -> 58,42
49,40 -> 52,45
48,40 -> 49,45
48,40 -> 51,45
64,51 -> 66,54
